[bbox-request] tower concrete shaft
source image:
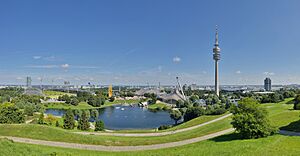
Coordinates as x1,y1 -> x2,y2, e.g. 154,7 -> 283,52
215,60 -> 219,96
213,26 -> 221,96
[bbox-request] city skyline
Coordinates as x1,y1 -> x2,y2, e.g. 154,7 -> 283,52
1,0 -> 300,85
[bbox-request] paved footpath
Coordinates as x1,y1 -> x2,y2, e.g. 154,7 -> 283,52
74,113 -> 233,137
0,128 -> 234,152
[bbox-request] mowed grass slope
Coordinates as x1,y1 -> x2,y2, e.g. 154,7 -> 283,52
1,134 -> 300,156
0,117 -> 232,146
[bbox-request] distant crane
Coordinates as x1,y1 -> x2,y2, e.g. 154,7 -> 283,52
176,77 -> 187,101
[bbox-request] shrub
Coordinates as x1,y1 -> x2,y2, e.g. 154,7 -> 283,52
55,120 -> 60,127
108,96 -> 115,102
38,113 -> 44,124
294,95 -> 300,110
184,107 -> 205,121
63,109 -> 75,129
158,125 -> 172,130
0,103 -> 25,124
95,120 -> 105,131
170,109 -> 182,124
231,98 -> 277,139
44,114 -> 57,125
77,111 -> 90,130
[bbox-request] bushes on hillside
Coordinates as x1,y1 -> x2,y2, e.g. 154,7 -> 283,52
231,98 -> 277,139
58,95 -> 79,106
87,96 -> 105,107
63,109 -> 75,129
170,109 -> 182,124
95,120 -> 105,131
77,111 -> 90,130
294,95 -> 300,110
183,107 -> 205,121
158,125 -> 172,130
38,112 -> 44,124
0,103 -> 25,124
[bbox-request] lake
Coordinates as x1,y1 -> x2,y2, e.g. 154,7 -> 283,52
45,104 -> 176,130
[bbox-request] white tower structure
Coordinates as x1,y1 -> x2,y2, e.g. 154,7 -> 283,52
213,26 -> 221,96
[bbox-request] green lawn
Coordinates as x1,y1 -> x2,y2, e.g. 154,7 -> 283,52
260,98 -> 300,128
43,90 -> 76,99
147,102 -> 171,111
1,133 -> 300,156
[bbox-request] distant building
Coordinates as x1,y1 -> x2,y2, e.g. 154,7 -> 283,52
183,84 -> 188,91
264,78 -> 272,91
189,84 -> 197,90
26,76 -> 32,88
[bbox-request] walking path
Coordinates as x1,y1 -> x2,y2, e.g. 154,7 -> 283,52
25,119 -> 34,124
279,130 -> 300,136
0,128 -> 234,152
74,113 -> 232,137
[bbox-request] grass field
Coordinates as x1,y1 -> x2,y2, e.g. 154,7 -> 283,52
147,102 -> 172,111
1,133 -> 300,156
43,90 -> 76,99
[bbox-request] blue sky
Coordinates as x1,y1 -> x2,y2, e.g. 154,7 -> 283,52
1,0 -> 300,85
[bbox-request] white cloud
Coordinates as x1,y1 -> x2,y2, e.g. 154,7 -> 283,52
202,71 -> 207,74
236,70 -> 241,74
263,72 -> 275,76
44,56 -> 56,61
16,77 -> 23,80
72,65 -> 100,69
33,56 -> 41,59
61,64 -> 70,69
173,56 -> 181,63
25,65 -> 59,69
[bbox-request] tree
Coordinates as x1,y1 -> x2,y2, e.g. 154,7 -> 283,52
70,97 -> 79,106
90,109 -> 99,121
55,120 -> 60,127
24,104 -> 35,116
44,114 -> 57,125
148,93 -> 157,104
176,100 -> 185,108
170,109 -> 182,124
294,95 -> 300,110
63,109 -> 75,129
108,96 -> 115,102
183,107 -> 205,121
38,112 -> 44,124
87,96 -> 105,107
77,111 -> 90,130
0,103 -> 25,124
189,95 -> 199,103
231,98 -> 277,139
95,120 -> 105,131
